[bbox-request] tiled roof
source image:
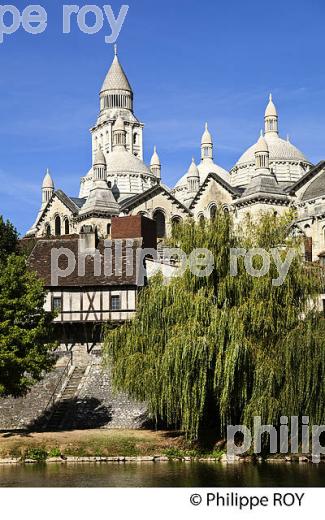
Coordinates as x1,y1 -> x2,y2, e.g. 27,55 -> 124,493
28,237 -> 143,287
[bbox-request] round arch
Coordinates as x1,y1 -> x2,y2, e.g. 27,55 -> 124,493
64,219 -> 70,235
153,209 -> 166,238
54,215 -> 61,236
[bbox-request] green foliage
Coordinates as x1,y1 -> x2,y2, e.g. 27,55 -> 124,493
0,215 -> 18,265
48,447 -> 62,458
104,210 -> 325,440
162,447 -> 195,458
0,254 -> 56,397
25,447 -> 48,462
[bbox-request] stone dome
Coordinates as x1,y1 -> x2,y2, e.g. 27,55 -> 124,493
235,134 -> 308,167
175,159 -> 229,188
105,150 -> 152,176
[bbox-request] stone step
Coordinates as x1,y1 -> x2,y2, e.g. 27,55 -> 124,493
44,366 -> 87,431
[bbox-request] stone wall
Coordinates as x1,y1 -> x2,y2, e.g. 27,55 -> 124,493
0,347 -> 148,431
0,366 -> 67,430
68,358 -> 147,430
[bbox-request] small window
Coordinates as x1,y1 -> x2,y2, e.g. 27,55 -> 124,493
52,296 -> 62,312
110,295 -> 121,311
55,216 -> 61,236
64,219 -> 70,235
210,205 -> 217,220
107,223 -> 111,236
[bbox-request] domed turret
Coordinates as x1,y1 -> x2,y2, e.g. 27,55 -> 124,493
201,122 -> 213,161
264,93 -> 278,135
187,158 -> 200,194
113,115 -> 126,150
93,146 -> 107,182
254,131 -> 270,173
150,146 -> 161,180
42,168 -> 54,207
94,146 -> 106,166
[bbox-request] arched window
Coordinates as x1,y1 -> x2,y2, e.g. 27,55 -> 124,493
153,210 -> 166,238
304,225 -> 312,262
64,219 -> 70,235
210,205 -> 217,220
55,216 -> 61,236
171,216 -> 182,227
198,214 -> 205,226
45,224 -> 51,237
133,133 -> 138,145
107,223 -> 111,236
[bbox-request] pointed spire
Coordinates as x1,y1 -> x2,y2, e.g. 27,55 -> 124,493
101,49 -> 133,93
114,43 -> 117,56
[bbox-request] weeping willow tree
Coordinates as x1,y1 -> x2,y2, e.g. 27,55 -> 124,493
103,210 -> 325,440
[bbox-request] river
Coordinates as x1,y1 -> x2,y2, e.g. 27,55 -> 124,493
0,462 -> 324,487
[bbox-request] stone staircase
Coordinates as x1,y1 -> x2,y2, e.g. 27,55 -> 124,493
45,367 -> 87,431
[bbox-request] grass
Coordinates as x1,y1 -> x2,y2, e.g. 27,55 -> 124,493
0,429 -> 197,459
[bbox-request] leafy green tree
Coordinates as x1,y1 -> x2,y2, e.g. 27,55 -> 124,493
0,215 -> 18,265
104,211 -> 325,440
0,224 -> 56,397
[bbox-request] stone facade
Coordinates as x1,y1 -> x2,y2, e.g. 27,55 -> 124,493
25,48 -> 324,263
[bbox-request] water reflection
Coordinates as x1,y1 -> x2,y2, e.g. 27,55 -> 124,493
0,462 -> 324,488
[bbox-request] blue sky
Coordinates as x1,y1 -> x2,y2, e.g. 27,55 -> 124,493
1,0 -> 325,235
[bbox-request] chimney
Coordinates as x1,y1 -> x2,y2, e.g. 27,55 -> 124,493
79,225 -> 96,253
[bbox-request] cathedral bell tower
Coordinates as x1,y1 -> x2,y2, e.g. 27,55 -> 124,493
91,46 -> 144,162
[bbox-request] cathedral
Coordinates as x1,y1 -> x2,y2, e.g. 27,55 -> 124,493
26,47 -> 325,263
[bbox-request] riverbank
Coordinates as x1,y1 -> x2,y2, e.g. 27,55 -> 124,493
0,429 -> 320,465
0,429 -> 204,462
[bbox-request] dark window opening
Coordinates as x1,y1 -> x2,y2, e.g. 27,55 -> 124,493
52,296 -> 62,312
304,237 -> 313,262
55,216 -> 61,236
64,219 -> 70,235
153,210 -> 166,238
210,205 -> 217,220
110,295 -> 121,311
